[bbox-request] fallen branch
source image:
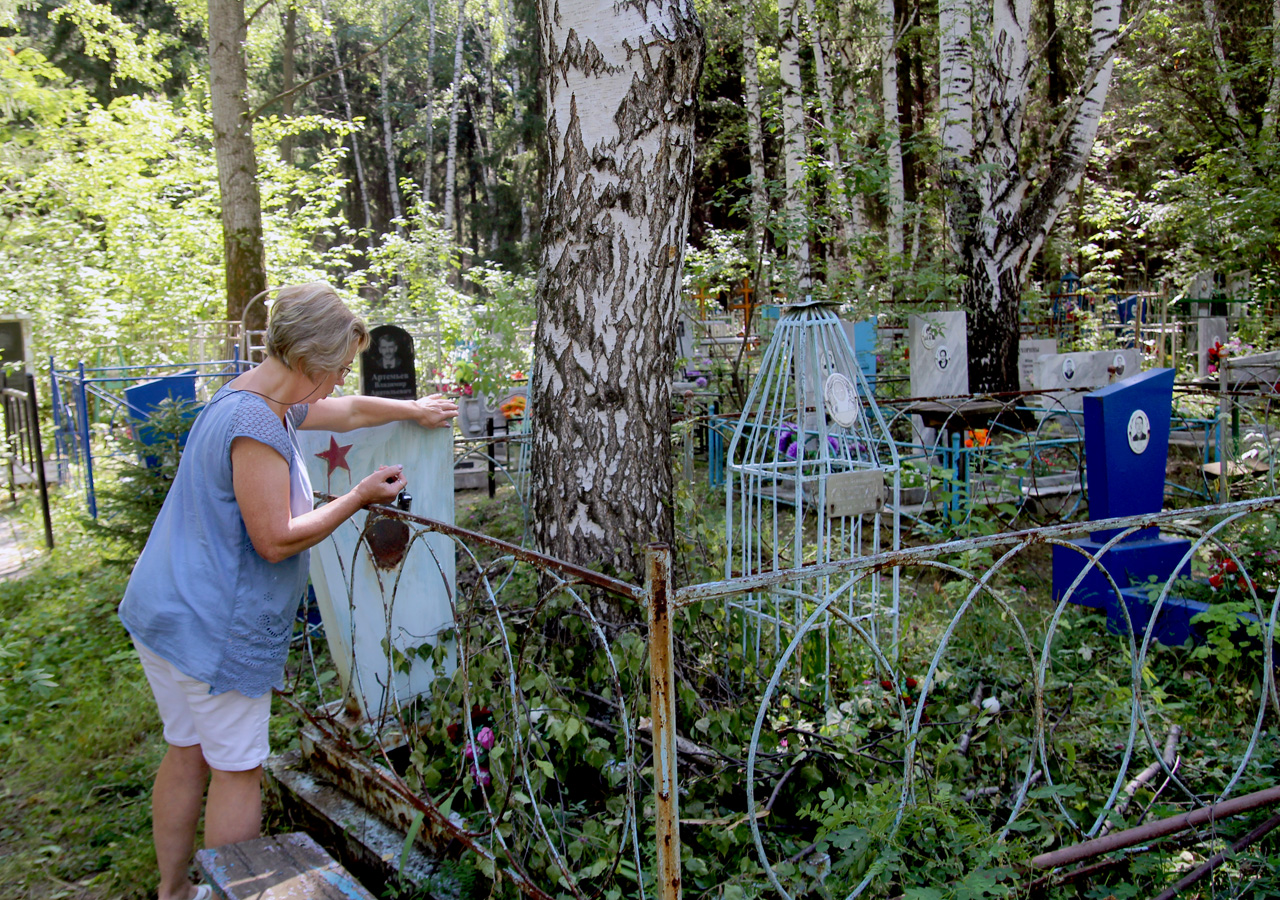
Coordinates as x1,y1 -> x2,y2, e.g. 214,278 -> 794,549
1031,784 -> 1280,870
1149,810 -> 1280,900
1099,725 -> 1182,837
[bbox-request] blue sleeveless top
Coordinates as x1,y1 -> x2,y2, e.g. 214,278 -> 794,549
119,387 -> 313,697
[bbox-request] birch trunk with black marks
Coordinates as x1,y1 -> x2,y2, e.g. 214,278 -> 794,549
443,0 -> 466,238
280,2 -> 297,164
422,0 -> 438,207
321,0 -> 372,232
777,0 -> 810,291
531,0 -> 704,585
742,0 -> 768,261
939,0 -> 1121,393
209,0 -> 268,330
380,8 -> 403,231
879,0 -> 904,260
1267,0 -> 1280,140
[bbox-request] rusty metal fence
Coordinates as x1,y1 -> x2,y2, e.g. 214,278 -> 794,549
291,492 -> 1280,899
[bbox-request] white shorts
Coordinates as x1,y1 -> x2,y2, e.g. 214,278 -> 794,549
133,637 -> 272,772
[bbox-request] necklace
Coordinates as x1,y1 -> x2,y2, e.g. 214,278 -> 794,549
222,377 -> 323,409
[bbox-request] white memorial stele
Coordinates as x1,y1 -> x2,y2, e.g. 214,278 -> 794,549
1032,349 -> 1140,412
297,422 -> 456,721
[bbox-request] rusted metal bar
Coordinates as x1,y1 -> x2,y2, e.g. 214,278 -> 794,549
646,543 -> 682,900
674,496 -> 1280,607
1030,785 -> 1280,870
1150,810 -> 1280,900
316,492 -> 645,602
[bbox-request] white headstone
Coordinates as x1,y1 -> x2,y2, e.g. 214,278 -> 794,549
676,313 -> 697,363
1018,338 -> 1057,391
298,422 -> 456,720
1189,271 -> 1215,301
1033,349 -> 1140,411
908,312 -> 969,397
1196,317 -> 1229,377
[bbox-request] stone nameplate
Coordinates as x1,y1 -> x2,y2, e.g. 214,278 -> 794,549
824,469 -> 887,518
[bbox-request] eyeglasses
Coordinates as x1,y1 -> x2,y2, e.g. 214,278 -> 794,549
337,365 -> 353,381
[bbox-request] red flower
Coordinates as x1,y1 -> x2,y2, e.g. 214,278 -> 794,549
1223,559 -> 1239,574
446,722 -> 462,744
905,676 -> 919,690
880,680 -> 893,691
1209,573 -> 1224,589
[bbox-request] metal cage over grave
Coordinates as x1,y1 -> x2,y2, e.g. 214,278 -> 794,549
725,300 -> 902,666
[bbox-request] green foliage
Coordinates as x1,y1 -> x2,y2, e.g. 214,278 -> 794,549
85,396 -> 198,561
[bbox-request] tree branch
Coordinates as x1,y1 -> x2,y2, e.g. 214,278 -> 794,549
244,0 -> 275,30
248,17 -> 413,122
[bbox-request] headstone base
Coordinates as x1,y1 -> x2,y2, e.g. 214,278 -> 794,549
1052,534 -> 1192,609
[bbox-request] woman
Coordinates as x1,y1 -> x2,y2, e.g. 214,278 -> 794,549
118,283 -> 457,900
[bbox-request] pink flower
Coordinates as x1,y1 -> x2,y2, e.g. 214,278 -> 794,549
477,726 -> 495,750
463,742 -> 476,760
471,762 -> 491,787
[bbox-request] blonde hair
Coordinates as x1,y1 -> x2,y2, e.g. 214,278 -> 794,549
264,283 -> 370,378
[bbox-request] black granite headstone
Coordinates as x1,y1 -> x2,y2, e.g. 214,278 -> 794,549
361,324 -> 417,400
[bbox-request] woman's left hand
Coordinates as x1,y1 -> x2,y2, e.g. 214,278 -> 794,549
412,394 -> 459,428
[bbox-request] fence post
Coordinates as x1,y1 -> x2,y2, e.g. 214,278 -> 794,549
76,361 -> 97,518
26,372 -> 53,549
645,543 -> 681,900
1218,352 -> 1230,505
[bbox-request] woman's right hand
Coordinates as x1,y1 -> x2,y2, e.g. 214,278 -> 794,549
355,464 -> 406,506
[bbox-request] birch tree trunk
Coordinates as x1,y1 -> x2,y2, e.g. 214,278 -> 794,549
209,0 -> 268,330
1266,0 -> 1280,140
443,0 -> 466,238
777,0 -> 810,292
879,0 -> 904,260
422,0 -> 438,207
501,0 -> 531,246
1202,0 -> 1245,144
476,4 -> 499,251
741,0 -> 768,261
280,2 -> 297,164
940,0 -> 1121,393
321,0 -> 372,232
531,0 -> 704,584
380,7 -> 404,232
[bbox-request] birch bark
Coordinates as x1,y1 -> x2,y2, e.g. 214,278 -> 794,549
209,0 -> 268,329
879,0 -> 904,260
777,0 -> 810,291
379,7 -> 404,231
742,0 -> 768,259
940,0 -> 1122,393
321,0 -> 373,232
443,0 -> 467,238
531,0 -> 704,582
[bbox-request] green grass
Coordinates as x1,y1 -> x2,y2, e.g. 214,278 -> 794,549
0,495 -> 160,900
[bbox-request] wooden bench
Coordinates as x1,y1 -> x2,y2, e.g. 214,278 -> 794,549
195,832 -> 378,900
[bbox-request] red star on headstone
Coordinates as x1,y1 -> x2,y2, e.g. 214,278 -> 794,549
315,435 -> 353,476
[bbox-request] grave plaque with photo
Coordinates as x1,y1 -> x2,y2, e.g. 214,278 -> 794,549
1018,338 -> 1057,391
361,324 -> 417,400
908,312 -> 968,398
1033,349 -> 1139,411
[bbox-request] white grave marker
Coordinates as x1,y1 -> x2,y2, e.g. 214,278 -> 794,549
298,422 -> 456,720
1196,317 -> 1228,377
1033,349 -> 1139,412
1018,338 -> 1057,391
908,311 -> 969,397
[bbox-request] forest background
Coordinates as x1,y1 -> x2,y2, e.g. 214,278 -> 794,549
3,0 -> 1278,375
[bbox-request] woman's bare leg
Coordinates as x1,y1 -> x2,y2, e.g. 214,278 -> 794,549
153,743 -> 209,900
204,766 -> 263,848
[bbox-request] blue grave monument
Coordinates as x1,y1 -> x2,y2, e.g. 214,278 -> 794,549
1052,368 -> 1192,609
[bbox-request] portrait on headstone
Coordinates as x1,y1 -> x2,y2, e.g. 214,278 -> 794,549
361,324 -> 418,400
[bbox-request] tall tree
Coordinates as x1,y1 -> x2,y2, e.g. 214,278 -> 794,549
530,0 -> 704,583
939,0 -> 1125,392
209,0 -> 268,330
777,0 -> 809,292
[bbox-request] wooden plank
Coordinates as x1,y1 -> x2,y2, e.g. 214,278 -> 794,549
195,832 -> 378,900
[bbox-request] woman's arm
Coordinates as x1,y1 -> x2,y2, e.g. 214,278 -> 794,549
298,394 -> 458,432
232,437 -> 406,563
